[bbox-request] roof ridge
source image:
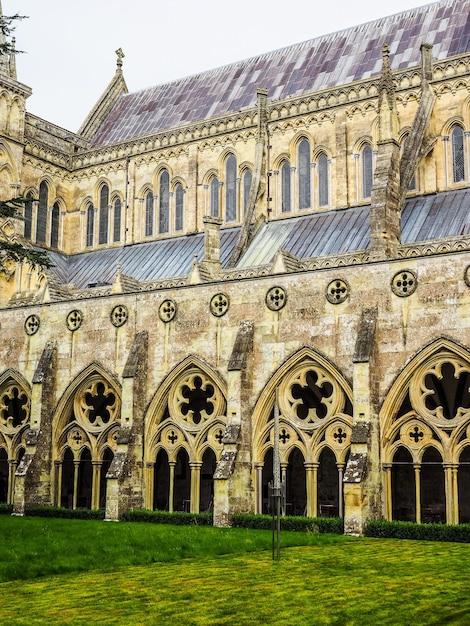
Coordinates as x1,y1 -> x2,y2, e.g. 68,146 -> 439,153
124,0 -> 448,98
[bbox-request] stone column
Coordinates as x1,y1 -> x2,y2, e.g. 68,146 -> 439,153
73,460 -> 80,510
337,463 -> 345,519
92,461 -> 102,510
55,460 -> 63,507
305,463 -> 318,518
255,464 -> 263,514
444,464 -> 454,525
202,216 -> 222,275
168,462 -> 176,513
414,464 -> 421,523
383,464 -> 392,520
190,463 -> 202,513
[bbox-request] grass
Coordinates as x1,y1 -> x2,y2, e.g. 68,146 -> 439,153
2,517 -> 470,625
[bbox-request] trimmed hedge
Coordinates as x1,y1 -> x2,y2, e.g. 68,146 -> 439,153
232,513 -> 343,534
121,509 -> 213,526
365,519 -> 470,543
25,506 -> 105,520
0,503 -> 12,515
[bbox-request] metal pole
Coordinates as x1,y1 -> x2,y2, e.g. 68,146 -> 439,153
272,389 -> 281,561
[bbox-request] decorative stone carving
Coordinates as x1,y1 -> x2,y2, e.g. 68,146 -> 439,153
326,279 -> 350,304
110,304 -> 128,327
0,383 -> 30,433
168,368 -> 225,431
210,293 -> 230,317
465,265 -> 470,288
159,299 -> 177,323
266,286 -> 287,311
391,269 -> 417,297
74,378 -> 120,433
66,309 -> 83,331
24,314 -> 40,335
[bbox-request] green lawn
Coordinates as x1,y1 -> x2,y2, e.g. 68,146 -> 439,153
1,517 -> 470,625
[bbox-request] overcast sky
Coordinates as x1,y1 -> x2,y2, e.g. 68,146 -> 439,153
5,0 -> 432,132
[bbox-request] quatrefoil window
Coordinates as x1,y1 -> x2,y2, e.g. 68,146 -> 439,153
266,286 -> 287,311
66,310 -> 83,331
0,385 -> 29,430
291,370 -> 333,421
24,314 -> 40,336
391,270 -> 417,297
326,279 -> 349,304
180,376 -> 215,425
423,362 -> 470,420
159,299 -> 177,323
210,293 -> 229,317
111,305 -> 128,327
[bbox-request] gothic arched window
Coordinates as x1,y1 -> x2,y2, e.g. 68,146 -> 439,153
159,170 -> 170,234
175,183 -> 184,231
86,203 -> 94,248
24,192 -> 33,240
243,169 -> 252,215
98,184 -> 109,245
36,180 -> 48,243
145,191 -> 154,237
281,160 -> 291,213
50,202 -> 60,249
317,152 -> 329,207
113,198 -> 121,243
452,125 -> 465,183
362,144 -> 373,199
210,176 -> 220,217
225,154 -> 237,222
298,139 -> 311,209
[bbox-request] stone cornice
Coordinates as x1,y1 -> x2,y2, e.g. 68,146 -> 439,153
0,73 -> 31,98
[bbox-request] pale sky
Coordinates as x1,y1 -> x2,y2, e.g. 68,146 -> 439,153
4,0 -> 433,132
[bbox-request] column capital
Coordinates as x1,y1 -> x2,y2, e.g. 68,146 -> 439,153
189,462 -> 203,469
304,462 -> 319,470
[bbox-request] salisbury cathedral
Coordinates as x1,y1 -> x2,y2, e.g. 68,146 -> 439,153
0,0 -> 469,534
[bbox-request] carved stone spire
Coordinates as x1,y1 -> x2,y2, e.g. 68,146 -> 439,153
378,43 -> 399,143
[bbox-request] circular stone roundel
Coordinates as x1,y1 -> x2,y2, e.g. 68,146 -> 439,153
465,266 -> 470,288
159,299 -> 177,323
110,304 -> 128,327
266,286 -> 287,311
24,314 -> 40,336
66,309 -> 83,332
326,279 -> 349,304
210,293 -> 230,317
391,269 -> 417,297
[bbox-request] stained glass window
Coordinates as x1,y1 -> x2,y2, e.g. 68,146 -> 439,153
159,170 -> 170,233
98,184 -> 109,245
243,169 -> 252,215
36,181 -> 48,243
50,202 -> 60,249
318,153 -> 329,207
113,198 -> 121,242
210,177 -> 220,217
281,161 -> 291,213
452,125 -> 465,183
298,139 -> 311,209
86,203 -> 94,247
175,183 -> 184,231
145,191 -> 154,236
225,154 -> 237,222
24,192 -> 33,240
362,144 -> 373,199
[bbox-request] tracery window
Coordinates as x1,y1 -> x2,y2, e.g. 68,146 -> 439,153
55,373 -> 121,511
145,191 -> 154,237
86,203 -> 94,248
98,184 -> 109,245
36,180 -> 48,243
225,154 -> 237,222
24,192 -> 33,240
452,125 -> 465,183
50,202 -> 60,249
361,144 -> 373,199
210,176 -> 220,218
253,353 -> 353,518
113,198 -> 122,243
243,169 -> 252,215
298,139 -> 311,210
317,152 -> 329,208
383,346 -> 470,525
146,364 -> 227,513
0,376 -> 31,505
175,183 -> 184,231
159,170 -> 170,234
281,161 -> 291,213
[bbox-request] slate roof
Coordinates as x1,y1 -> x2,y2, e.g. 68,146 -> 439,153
91,0 -> 470,146
47,188 -> 470,288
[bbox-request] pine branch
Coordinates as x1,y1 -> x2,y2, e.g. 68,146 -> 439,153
0,241 -> 52,272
